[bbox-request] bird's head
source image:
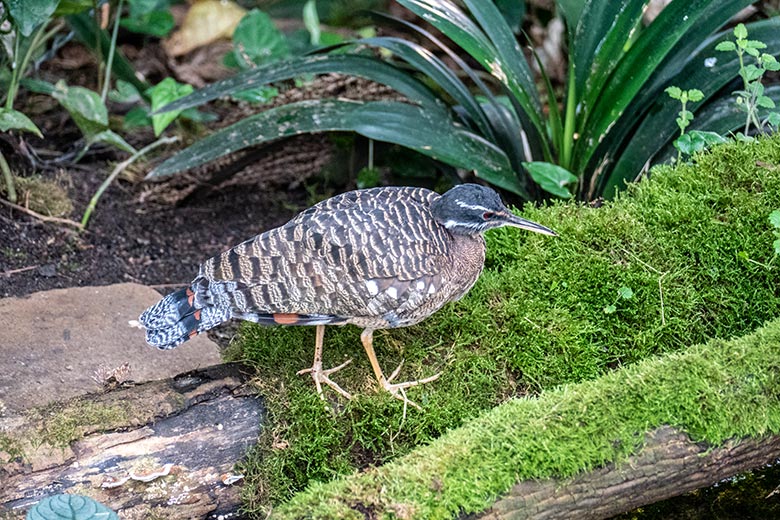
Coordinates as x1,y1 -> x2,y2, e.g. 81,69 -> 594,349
431,184 -> 557,237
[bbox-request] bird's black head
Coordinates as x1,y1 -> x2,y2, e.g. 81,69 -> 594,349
431,184 -> 557,236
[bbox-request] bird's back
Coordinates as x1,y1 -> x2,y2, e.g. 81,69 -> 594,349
140,186 -> 486,348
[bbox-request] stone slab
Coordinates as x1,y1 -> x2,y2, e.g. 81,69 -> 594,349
0,283 -> 221,414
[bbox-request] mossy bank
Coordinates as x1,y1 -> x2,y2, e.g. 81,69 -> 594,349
229,135 -> 780,515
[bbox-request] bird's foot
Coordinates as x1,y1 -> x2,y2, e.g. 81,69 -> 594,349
297,359 -> 353,400
381,360 -> 442,410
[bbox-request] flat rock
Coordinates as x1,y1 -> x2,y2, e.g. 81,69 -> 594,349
0,283 -> 221,414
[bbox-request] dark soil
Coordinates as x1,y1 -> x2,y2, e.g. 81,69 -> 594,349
0,158 -> 309,298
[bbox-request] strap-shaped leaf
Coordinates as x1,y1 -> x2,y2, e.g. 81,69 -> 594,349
462,0 -> 542,115
395,0 -> 545,144
595,18 -> 780,198
357,36 -> 493,138
153,54 -> 441,114
148,99 -> 523,195
572,0 -> 649,111
574,0 -> 728,171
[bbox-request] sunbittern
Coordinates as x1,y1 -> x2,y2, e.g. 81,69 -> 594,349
139,184 -> 556,407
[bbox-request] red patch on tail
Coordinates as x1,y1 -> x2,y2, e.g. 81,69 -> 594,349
272,313 -> 301,325
188,330 -> 198,340
194,309 -> 201,320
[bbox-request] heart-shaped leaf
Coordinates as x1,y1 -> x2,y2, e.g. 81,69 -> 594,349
26,494 -> 118,520
230,9 -> 289,68
149,78 -> 194,136
0,108 -> 43,137
51,81 -> 109,139
522,162 -> 577,198
4,0 -> 59,37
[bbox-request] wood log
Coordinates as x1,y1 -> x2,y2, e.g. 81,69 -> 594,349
476,426 -> 780,520
0,363 -> 264,519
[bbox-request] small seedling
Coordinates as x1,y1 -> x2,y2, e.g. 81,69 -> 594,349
604,286 -> 633,314
716,23 -> 780,135
770,210 -> 780,255
665,86 -> 724,162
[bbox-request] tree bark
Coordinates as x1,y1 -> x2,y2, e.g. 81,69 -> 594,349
476,426 -> 780,520
0,363 -> 264,519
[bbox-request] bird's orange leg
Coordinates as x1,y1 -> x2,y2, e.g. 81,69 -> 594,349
297,325 -> 353,400
360,328 -> 441,410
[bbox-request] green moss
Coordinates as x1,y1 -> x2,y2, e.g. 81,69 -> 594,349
233,135 -> 780,514
32,398 -> 129,448
277,317 -> 780,519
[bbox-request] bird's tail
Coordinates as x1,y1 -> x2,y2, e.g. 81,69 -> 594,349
139,287 -> 230,349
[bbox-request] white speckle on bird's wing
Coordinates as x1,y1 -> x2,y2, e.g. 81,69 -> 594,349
387,286 -> 398,299
365,279 -> 379,296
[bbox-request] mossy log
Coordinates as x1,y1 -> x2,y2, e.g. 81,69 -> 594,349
0,363 -> 263,519
477,426 -> 780,520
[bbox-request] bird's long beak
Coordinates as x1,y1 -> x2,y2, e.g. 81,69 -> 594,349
501,212 -> 558,236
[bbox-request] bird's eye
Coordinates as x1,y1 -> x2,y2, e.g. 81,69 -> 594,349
482,212 -> 495,220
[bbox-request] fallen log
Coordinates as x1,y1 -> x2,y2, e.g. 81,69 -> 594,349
477,426 -> 780,520
0,363 -> 264,519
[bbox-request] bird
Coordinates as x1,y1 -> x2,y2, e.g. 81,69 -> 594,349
139,184 -> 556,408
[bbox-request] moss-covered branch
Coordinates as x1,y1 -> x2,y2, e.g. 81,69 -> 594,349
233,135 -> 780,513
275,317 -> 780,519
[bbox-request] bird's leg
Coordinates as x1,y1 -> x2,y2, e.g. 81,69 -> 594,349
360,328 -> 441,410
297,325 -> 353,400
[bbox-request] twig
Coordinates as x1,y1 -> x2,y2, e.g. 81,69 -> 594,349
81,136 -> 179,229
1,264 -> 39,277
0,196 -> 83,229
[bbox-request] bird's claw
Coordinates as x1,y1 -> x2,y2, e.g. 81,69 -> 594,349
297,358 -> 353,400
381,361 -> 442,410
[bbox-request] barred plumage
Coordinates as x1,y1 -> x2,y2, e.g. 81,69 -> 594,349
139,184 -> 556,407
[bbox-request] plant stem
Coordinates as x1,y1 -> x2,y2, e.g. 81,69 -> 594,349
0,150 -> 17,203
101,0 -> 124,102
560,61 -> 577,170
368,138 -> 374,170
81,136 -> 178,229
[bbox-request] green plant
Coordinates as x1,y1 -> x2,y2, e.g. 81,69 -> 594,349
664,86 -> 727,161
603,285 -> 634,314
26,494 -> 118,520
770,209 -> 780,255
147,1 -> 780,201
0,0 -> 63,202
716,22 -> 780,135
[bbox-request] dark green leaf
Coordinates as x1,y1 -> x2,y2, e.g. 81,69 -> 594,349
153,54 -> 442,115
357,36 -> 492,138
768,209 -> 780,229
148,99 -> 521,194
522,161 -> 576,198
232,86 -> 280,104
26,494 -> 118,520
4,0 -> 58,37
54,0 -> 93,16
232,9 -> 290,68
88,130 -> 136,153
573,0 -> 648,109
120,10 -> 175,37
494,0 -> 525,33
127,0 -> 170,18
149,77 -> 194,136
0,108 -> 43,137
356,167 -> 380,189
123,106 -> 152,130
594,17 -> 778,198
51,81 -> 109,138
